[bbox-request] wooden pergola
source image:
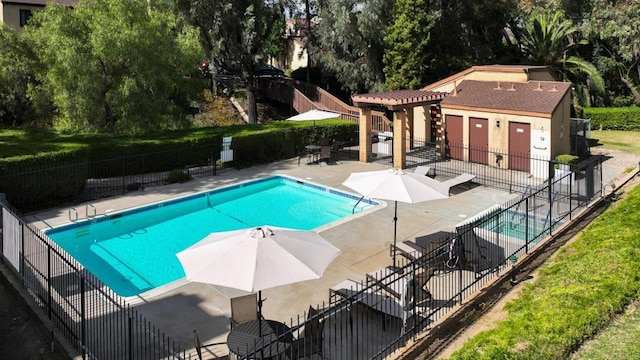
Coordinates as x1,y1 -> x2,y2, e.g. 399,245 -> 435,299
352,89 -> 448,169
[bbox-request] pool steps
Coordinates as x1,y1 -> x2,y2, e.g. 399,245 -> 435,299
68,204 -> 97,223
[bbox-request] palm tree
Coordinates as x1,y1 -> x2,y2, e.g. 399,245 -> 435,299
520,11 -> 604,107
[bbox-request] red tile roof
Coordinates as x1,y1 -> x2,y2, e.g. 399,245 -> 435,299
441,80 -> 571,116
352,89 -> 448,110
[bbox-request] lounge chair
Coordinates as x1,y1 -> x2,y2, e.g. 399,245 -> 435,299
393,241 -> 426,261
441,173 -> 476,191
330,279 -> 403,319
414,166 -> 435,178
366,266 -> 406,299
366,267 -> 434,307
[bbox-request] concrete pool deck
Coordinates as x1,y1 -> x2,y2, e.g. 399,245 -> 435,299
24,154 -> 631,359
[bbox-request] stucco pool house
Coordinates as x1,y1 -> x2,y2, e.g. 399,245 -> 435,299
352,65 -> 572,179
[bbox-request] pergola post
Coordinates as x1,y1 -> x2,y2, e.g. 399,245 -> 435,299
405,108 -> 414,153
393,111 -> 407,169
359,107 -> 372,162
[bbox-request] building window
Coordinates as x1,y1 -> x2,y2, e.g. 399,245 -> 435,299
19,9 -> 33,27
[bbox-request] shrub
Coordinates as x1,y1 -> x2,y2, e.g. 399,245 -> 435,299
555,154 -> 579,165
583,106 -> 640,130
166,170 -> 191,184
554,154 -> 580,169
0,148 -> 89,211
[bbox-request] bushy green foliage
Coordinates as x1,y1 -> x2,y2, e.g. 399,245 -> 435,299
383,0 -> 436,90
555,154 -> 580,165
166,170 -> 192,184
449,186 -> 640,359
0,148 -> 89,210
231,121 -> 357,167
0,121 -> 358,210
313,0 -> 393,94
24,0 -> 204,134
584,106 -> 640,130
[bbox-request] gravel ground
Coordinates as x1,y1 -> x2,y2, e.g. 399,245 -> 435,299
0,268 -> 70,360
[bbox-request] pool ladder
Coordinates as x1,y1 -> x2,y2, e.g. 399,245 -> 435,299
68,204 -> 97,222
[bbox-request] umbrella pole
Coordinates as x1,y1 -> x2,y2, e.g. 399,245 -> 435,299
258,290 -> 265,359
258,290 -> 263,338
393,201 -> 398,270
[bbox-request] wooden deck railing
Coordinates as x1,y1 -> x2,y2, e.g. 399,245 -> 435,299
255,77 -> 391,132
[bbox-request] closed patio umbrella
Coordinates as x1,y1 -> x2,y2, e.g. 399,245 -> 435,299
342,168 -> 449,269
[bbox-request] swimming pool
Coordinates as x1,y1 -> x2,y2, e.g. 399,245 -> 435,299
45,175 -> 378,296
479,210 -> 561,241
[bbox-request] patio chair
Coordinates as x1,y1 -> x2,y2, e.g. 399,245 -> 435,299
402,268 -> 435,310
330,141 -> 344,161
193,330 -> 226,360
319,145 -> 332,161
229,293 -> 258,328
291,306 -> 325,359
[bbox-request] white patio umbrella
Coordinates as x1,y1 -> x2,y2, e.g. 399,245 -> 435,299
342,168 -> 449,269
286,109 -> 340,126
175,225 -> 341,330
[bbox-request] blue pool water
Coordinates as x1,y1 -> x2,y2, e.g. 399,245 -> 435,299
479,210 -> 561,241
46,175 -> 377,296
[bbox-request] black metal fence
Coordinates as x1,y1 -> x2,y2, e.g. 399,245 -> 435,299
0,143 -> 231,212
0,200 -> 187,359
398,138 -> 581,195
0,145 -> 604,360
229,155 -> 604,359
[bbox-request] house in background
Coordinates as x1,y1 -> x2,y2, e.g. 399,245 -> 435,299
282,18 -> 309,71
1,0 -> 78,31
269,18 -> 320,73
352,65 -> 572,179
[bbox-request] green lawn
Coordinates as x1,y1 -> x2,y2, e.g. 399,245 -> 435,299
589,130 -> 640,155
570,301 -> 640,360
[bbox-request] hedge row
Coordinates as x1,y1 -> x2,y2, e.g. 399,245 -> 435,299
0,148 -> 90,210
583,106 -> 640,130
0,121 -> 358,211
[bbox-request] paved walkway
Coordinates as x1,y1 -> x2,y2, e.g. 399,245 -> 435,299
24,152 -> 633,359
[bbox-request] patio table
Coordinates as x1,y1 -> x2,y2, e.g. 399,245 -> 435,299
305,144 -> 322,164
227,319 -> 294,359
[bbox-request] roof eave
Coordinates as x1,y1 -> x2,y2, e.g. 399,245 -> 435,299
441,104 -> 552,119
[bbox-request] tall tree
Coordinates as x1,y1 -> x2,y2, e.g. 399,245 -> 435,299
25,0 -> 203,133
314,0 -> 394,94
175,0 -> 287,123
0,25 -> 50,126
519,11 -> 604,106
383,0 -> 437,90
588,0 -> 640,104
